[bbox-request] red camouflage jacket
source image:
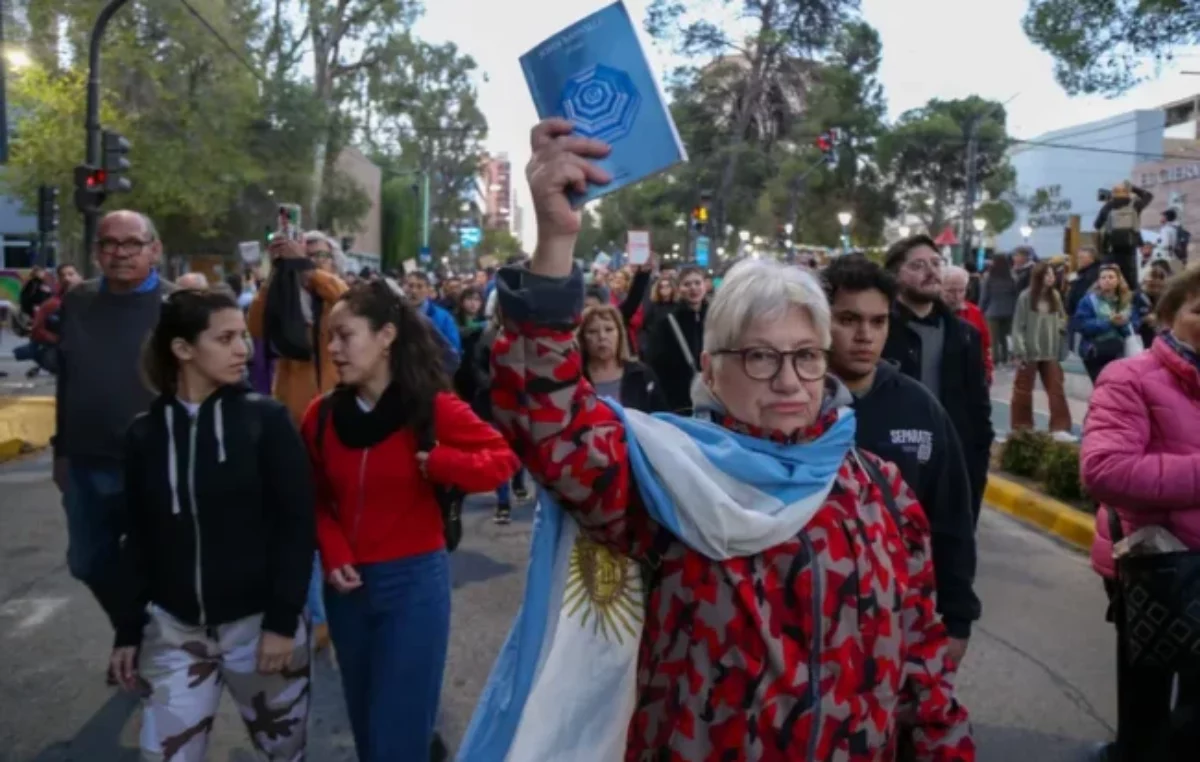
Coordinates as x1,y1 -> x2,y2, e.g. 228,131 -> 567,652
490,266 -> 974,762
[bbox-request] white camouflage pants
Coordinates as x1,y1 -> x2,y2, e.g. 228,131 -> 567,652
138,605 -> 310,761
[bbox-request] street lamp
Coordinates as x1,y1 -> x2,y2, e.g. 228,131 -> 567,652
898,224 -> 911,239
972,218 -> 987,271
1020,224 -> 1033,242
738,229 -> 750,242
784,223 -> 794,236
837,211 -> 853,254
672,243 -> 681,252
717,246 -> 726,257
753,235 -> 764,246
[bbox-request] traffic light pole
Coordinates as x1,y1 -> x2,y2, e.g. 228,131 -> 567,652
80,0 -> 130,265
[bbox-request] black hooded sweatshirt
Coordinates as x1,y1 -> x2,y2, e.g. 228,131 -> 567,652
851,361 -> 981,639
108,386 -> 316,647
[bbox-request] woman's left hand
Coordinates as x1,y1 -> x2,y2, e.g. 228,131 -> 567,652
257,631 -> 295,674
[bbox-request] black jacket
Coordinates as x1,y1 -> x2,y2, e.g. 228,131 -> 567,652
1066,261 -> 1100,320
852,361 -> 980,638
646,301 -> 707,414
110,387 -> 315,647
590,360 -> 669,414
881,301 -> 995,506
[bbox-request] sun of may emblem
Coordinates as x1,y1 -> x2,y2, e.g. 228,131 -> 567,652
563,535 -> 643,645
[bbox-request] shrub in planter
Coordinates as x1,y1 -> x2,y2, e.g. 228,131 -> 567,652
1000,429 -> 1052,478
1041,441 -> 1088,505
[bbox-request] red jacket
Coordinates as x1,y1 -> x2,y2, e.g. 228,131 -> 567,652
301,391 -> 518,572
956,301 -> 993,385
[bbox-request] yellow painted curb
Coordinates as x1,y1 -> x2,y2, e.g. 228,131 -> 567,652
0,396 -> 55,461
985,473 -> 1096,550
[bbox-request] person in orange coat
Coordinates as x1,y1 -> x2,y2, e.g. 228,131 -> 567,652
944,265 -> 994,385
248,233 -> 348,423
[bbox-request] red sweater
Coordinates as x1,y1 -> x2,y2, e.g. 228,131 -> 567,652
957,300 -> 994,385
301,391 -> 519,573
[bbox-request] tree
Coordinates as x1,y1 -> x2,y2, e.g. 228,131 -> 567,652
646,0 -> 862,236
878,96 -> 1016,238
481,228 -> 522,261
1023,0 -> 1200,95
367,38 -> 488,257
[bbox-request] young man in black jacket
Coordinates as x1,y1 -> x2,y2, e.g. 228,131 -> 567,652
882,236 -> 995,524
824,255 -> 980,665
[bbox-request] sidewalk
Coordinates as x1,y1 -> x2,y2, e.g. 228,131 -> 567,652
989,357 -> 1092,439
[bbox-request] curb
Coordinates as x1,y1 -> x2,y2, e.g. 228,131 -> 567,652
0,396 -> 55,462
985,472 -> 1095,550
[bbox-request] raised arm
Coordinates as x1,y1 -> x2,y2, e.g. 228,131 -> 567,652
489,118 -> 661,560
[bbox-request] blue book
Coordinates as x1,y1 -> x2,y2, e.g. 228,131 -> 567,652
520,1 -> 688,207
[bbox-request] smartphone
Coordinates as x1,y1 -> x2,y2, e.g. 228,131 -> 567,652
276,203 -> 302,243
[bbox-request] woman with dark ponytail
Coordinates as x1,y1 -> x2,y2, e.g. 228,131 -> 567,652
302,279 -> 517,761
106,288 -> 316,761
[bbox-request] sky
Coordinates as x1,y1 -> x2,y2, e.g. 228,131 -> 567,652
414,0 -> 1200,245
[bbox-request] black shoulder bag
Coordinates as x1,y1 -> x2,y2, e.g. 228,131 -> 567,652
1109,510 -> 1200,672
315,395 -> 463,552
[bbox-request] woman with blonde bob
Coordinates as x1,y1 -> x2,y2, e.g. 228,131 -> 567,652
578,303 -> 668,412
460,118 -> 974,762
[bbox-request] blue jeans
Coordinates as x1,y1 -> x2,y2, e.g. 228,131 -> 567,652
495,468 -> 527,504
325,551 -> 451,762
307,553 -> 326,626
62,465 -> 125,618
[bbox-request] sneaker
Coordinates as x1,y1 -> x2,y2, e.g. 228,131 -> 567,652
1051,430 -> 1078,443
512,485 -> 532,502
494,503 -> 512,525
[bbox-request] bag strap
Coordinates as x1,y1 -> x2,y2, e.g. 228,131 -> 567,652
666,314 -> 697,373
310,291 -> 323,390
853,447 -> 902,527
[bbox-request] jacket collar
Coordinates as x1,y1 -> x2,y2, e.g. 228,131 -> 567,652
1152,336 -> 1200,396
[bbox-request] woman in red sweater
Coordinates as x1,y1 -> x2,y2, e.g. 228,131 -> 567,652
302,280 -> 518,761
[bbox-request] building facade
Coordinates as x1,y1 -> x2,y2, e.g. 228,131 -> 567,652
480,152 -> 513,232
999,109 -> 1166,255
333,145 -> 383,262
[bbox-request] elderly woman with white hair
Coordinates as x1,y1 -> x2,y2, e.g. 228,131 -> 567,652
458,119 -> 974,762
942,265 -> 994,385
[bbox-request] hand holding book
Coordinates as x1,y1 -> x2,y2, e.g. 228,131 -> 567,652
527,119 -> 612,278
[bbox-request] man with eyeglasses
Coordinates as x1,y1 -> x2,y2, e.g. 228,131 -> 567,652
882,235 -> 995,526
52,210 -> 178,650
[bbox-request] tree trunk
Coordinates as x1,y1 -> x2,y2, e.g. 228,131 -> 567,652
712,0 -> 778,254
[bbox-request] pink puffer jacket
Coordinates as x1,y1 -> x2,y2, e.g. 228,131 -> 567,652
1084,338 -> 1200,579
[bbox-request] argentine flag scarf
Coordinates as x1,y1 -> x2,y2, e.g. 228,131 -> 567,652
457,396 -> 856,762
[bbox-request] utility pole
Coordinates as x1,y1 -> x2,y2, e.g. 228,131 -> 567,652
421,171 -> 430,250
0,0 -> 9,166
79,0 -> 131,267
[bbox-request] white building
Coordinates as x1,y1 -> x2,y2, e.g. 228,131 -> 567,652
999,110 -> 1166,255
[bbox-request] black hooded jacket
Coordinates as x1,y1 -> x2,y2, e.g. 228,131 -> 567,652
852,361 -> 980,638
881,300 -> 994,512
109,387 -> 315,647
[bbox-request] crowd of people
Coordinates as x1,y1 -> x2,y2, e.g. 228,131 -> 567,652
26,119 -> 1199,762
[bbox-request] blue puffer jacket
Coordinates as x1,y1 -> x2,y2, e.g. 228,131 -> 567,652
1072,291 -> 1139,358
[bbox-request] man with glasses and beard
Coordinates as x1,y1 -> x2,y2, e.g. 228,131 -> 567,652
882,235 -> 994,524
52,210 -> 178,674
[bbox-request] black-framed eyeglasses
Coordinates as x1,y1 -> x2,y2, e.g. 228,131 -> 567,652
97,237 -> 152,255
713,346 -> 829,382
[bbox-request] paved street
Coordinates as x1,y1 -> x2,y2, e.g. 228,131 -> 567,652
0,448 -> 1114,762
0,333 -> 55,399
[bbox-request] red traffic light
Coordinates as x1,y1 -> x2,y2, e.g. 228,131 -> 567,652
815,134 -> 832,152
87,170 -> 107,188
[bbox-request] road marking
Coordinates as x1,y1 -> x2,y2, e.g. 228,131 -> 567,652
0,596 -> 69,635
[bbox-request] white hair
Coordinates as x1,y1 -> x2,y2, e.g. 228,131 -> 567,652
703,259 -> 831,354
304,231 -> 349,275
943,265 -> 969,285
177,272 -> 209,289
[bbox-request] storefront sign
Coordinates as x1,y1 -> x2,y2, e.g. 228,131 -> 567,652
1027,184 -> 1073,229
1140,162 -> 1200,188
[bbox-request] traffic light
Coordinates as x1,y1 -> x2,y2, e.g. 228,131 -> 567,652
74,164 -> 107,214
101,130 -> 132,194
37,185 -> 59,236
691,191 -> 712,235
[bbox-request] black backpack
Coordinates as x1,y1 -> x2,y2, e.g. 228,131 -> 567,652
313,395 -> 463,552
1176,226 -> 1191,263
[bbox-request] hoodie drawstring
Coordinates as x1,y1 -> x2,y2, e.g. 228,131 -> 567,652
214,398 -> 226,463
165,405 -> 182,515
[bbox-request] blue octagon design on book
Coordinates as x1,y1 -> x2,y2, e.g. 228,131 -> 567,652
560,64 -> 641,143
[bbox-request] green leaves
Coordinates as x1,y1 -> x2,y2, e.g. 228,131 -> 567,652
1023,0 -> 1200,95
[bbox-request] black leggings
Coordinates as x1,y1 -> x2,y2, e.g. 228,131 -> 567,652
1103,580 -> 1200,761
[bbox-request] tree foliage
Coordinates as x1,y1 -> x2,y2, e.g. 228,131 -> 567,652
878,96 -> 1016,237
1,0 -> 486,270
1023,0 -> 1200,95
